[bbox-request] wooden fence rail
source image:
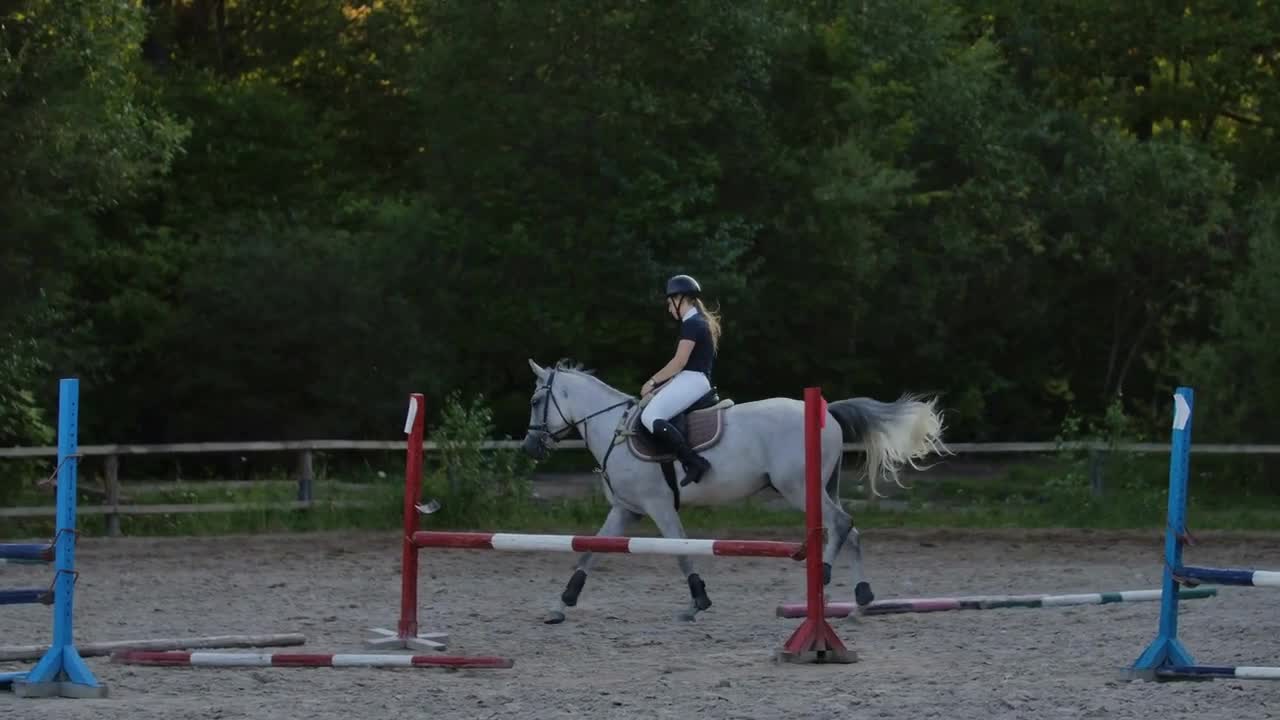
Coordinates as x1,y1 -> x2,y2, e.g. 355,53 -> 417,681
7,438 -> 1280,460
3,439 -> 1278,536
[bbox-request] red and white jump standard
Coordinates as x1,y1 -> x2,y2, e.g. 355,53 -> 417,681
366,393 -> 452,654
371,387 -> 853,664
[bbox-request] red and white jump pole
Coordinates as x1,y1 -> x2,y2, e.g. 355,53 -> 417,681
412,532 -> 804,558
112,651 -> 513,669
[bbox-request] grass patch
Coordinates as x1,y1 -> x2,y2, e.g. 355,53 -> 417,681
7,466 -> 1280,540
6,394 -> 1280,540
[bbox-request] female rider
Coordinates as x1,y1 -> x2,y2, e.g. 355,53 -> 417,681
640,274 -> 721,485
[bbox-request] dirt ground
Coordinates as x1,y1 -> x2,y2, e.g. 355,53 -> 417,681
3,528 -> 1280,719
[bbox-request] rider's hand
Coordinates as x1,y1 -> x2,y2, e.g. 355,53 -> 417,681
642,379 -> 655,396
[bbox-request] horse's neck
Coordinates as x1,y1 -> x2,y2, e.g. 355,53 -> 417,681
566,375 -> 632,462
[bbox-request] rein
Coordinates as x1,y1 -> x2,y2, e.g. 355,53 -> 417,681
525,369 -> 673,508
528,370 -> 634,457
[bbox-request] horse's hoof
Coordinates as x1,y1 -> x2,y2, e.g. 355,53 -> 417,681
855,581 -> 875,607
544,610 -> 567,624
822,563 -> 832,586
688,573 -> 712,611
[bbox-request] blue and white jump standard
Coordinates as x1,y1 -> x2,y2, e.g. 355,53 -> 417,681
0,379 -> 108,698
1127,387 -> 1280,682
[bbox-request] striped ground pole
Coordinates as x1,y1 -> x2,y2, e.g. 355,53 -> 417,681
413,531 -> 806,559
1155,666 -> 1280,681
775,587 -> 1218,619
0,632 -> 307,662
111,651 -> 513,669
0,671 -> 27,688
1176,566 -> 1280,588
981,588 -> 1217,610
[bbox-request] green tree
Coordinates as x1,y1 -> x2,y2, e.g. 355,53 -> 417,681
1,0 -> 186,442
393,0 -> 781,400
1180,196 -> 1280,442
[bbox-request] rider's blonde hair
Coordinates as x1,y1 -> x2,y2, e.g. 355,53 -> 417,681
690,297 -> 722,351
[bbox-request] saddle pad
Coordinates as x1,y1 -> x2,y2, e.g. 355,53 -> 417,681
627,404 -> 729,462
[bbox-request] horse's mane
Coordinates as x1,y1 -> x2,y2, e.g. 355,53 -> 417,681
553,358 -> 595,375
550,358 -> 631,398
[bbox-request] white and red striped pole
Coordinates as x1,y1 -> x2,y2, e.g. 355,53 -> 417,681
413,532 -> 804,558
112,651 -> 513,669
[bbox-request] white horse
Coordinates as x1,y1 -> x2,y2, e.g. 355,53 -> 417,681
521,359 -> 948,623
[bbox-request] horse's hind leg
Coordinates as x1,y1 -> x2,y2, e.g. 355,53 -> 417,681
773,451 -> 874,607
545,504 -> 639,624
645,502 -> 711,622
826,458 -> 874,607
828,500 -> 873,608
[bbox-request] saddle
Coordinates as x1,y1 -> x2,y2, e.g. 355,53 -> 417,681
626,387 -> 734,462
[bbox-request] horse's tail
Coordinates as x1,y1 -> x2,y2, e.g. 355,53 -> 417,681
826,395 -> 950,498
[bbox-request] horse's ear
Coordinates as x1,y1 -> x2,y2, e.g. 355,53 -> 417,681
528,358 -> 547,379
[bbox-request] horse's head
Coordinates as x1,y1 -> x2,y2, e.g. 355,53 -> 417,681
521,359 -> 577,461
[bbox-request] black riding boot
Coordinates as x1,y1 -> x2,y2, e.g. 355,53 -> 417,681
651,419 -> 711,486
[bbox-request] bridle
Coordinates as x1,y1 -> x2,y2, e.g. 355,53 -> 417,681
527,369 -> 634,455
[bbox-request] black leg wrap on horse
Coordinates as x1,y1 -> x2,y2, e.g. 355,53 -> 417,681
688,573 -> 712,611
822,562 -> 832,586
855,581 -> 875,607
561,569 -> 588,607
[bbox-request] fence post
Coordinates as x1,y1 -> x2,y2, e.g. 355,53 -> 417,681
296,449 -> 314,503
104,455 -> 121,537
1089,448 -> 1106,498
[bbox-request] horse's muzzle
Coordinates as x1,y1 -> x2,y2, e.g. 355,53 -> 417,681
522,431 -> 551,460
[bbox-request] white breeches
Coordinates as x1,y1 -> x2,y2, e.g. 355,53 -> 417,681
641,370 -> 711,432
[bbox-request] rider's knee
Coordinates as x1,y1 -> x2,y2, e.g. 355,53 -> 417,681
640,405 -> 660,432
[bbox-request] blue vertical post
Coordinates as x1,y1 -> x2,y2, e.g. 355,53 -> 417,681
13,378 -> 108,698
1130,386 -> 1196,677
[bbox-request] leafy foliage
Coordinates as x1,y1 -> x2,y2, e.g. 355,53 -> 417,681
425,392 -> 533,527
3,0 -> 1280,467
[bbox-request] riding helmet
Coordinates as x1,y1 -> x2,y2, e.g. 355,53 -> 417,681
665,274 -> 702,298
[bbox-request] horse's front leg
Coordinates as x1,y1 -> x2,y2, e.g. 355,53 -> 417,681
645,502 -> 711,622
545,504 -> 638,624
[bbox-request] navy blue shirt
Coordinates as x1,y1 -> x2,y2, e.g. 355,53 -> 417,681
679,311 -> 715,378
